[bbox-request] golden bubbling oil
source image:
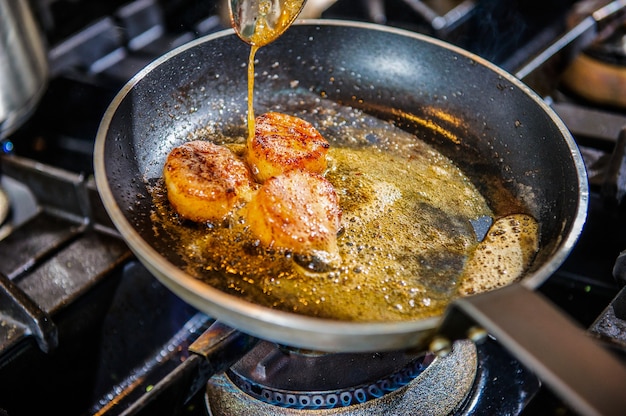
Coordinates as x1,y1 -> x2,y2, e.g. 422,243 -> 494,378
149,102 -> 539,322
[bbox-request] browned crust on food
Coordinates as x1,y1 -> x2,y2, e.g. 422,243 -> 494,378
163,140 -> 255,222
247,112 -> 329,182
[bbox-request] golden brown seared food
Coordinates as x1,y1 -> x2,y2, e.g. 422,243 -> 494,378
163,140 -> 255,223
246,112 -> 330,182
162,113 -> 341,266
244,169 -> 342,263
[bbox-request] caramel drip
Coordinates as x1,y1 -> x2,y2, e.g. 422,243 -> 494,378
247,45 -> 260,142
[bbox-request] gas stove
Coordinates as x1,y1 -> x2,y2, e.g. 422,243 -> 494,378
1,0 -> 626,415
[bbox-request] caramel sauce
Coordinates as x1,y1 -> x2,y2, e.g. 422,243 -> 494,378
247,45 -> 259,141
234,0 -> 306,140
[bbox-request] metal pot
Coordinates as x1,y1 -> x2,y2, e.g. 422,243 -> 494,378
93,21 -> 626,414
0,0 -> 48,139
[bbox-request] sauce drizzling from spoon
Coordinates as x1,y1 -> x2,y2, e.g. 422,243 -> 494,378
229,0 -> 307,140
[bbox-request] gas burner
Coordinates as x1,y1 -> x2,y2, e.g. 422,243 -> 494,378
206,340 -> 478,415
559,0 -> 626,108
227,342 -> 433,409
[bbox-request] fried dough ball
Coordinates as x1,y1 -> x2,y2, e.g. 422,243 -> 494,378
244,169 -> 342,261
163,140 -> 255,223
246,112 -> 330,182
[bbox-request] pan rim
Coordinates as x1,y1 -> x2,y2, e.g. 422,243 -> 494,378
93,19 -> 588,352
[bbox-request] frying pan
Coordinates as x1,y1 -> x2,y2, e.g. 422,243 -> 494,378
94,18 -> 584,350
94,20 -> 626,413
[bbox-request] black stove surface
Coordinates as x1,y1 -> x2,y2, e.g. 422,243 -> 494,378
2,0 -> 626,415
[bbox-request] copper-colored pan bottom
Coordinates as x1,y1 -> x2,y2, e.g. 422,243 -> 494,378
561,53 -> 626,108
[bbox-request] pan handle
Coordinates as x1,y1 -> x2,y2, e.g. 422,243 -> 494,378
435,283 -> 626,416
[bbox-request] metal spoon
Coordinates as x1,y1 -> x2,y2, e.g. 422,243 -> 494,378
229,0 -> 307,46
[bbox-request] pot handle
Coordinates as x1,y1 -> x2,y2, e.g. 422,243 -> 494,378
435,283 -> 626,416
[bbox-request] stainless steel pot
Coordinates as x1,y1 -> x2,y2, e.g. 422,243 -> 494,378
0,1 -> 48,139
